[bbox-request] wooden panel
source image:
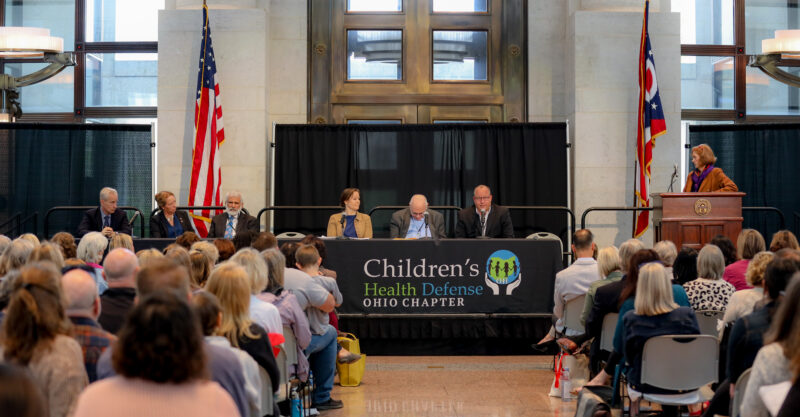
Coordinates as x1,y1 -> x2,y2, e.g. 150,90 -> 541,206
332,104 -> 417,123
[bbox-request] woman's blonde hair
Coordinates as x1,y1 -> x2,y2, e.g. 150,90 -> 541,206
109,233 -> 134,252
736,229 -> 765,261
634,262 -> 678,316
230,248 -> 269,294
18,234 -> 40,247
597,246 -> 621,278
745,251 -> 774,287
697,244 -> 725,280
136,248 -> 164,268
190,241 -> 220,265
28,242 -> 65,270
205,262 -> 257,347
189,250 -> 213,288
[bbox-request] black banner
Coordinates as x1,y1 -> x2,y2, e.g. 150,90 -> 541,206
324,239 -> 562,315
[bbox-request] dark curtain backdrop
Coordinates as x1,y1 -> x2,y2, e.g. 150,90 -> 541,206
689,124 -> 800,240
0,124 -> 153,237
275,123 -> 568,239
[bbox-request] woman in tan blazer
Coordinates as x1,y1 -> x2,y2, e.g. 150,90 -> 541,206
326,188 -> 373,238
683,144 -> 738,193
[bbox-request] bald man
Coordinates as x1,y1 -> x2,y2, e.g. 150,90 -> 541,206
455,185 -> 514,238
389,194 -> 447,239
98,248 -> 139,334
62,268 -> 116,382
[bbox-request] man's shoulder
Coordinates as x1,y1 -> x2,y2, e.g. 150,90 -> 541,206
458,206 -> 475,217
211,212 -> 227,222
391,208 -> 409,219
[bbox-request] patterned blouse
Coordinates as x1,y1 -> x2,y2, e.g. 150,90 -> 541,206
683,277 -> 736,312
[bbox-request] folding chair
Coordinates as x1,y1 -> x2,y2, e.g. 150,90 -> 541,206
694,310 -> 723,338
258,366 -> 274,416
599,312 -> 619,353
276,232 -> 305,239
731,368 -> 752,417
561,294 -> 587,335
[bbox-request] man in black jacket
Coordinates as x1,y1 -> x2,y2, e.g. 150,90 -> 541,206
455,185 -> 514,238
77,187 -> 132,237
207,190 -> 259,238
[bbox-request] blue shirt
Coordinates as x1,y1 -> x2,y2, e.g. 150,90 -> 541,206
405,217 -> 431,238
343,215 -> 358,238
165,215 -> 184,238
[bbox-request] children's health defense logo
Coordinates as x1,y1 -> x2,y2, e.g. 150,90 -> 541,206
484,250 -> 522,295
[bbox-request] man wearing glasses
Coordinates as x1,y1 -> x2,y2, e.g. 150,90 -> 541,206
389,194 -> 447,239
455,185 -> 514,238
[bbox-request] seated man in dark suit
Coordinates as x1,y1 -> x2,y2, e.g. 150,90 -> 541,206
389,194 -> 447,239
77,187 -> 132,237
455,185 -> 514,238
207,191 -> 259,238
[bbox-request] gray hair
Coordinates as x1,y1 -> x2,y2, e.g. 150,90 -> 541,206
697,244 -> 725,280
224,190 -> 243,204
408,194 -> 428,206
597,246 -> 621,277
230,247 -> 269,294
77,232 -> 109,264
191,240 -> 220,265
100,187 -> 118,201
619,239 -> 646,271
0,235 -> 11,255
654,240 -> 678,267
261,248 -> 286,290
0,239 -> 35,276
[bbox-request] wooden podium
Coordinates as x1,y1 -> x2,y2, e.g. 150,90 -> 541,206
651,192 -> 745,249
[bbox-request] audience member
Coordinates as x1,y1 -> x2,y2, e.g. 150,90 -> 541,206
77,187 -> 132,238
622,262 -> 701,417
229,248 -> 283,335
0,269 -> 21,320
711,234 -> 738,266
301,234 -> 337,279
280,242 -> 300,268
233,231 -> 254,251
135,248 -> 163,267
175,231 -> 201,250
205,263 -> 280,397
207,191 -> 259,239
0,363 -> 48,417
259,248 -> 312,381
0,234 -> 11,257
0,262 -> 88,417
454,185 -> 513,238
672,247 -> 699,285
19,233 -> 41,247
214,238 -> 236,262
723,251 -> 774,325
76,232 -> 109,295
683,244 -> 735,312
326,187 -> 373,239
740,273 -> 800,417
72,291 -> 239,417
388,194 -> 447,239
29,242 -> 66,270
149,191 -> 193,239
0,238 -> 34,277
50,232 -> 77,259
189,250 -> 213,288
164,246 -> 193,286
776,329 -> 800,417
108,233 -> 134,252
193,291 -> 262,417
723,229 -> 766,291
98,249 -> 139,334
191,240 -> 220,264
653,240 -> 677,278
62,268 -> 116,382
769,230 -> 800,252
251,232 -> 277,252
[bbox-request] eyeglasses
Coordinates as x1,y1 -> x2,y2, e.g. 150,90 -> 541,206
474,196 -> 491,201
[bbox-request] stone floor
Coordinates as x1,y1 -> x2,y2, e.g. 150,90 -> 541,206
322,355 -> 578,417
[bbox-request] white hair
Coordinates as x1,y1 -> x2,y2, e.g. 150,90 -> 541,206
224,190 -> 243,204
100,187 -> 118,201
77,232 -> 109,264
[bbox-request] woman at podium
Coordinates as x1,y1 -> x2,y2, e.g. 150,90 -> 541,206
683,144 -> 738,192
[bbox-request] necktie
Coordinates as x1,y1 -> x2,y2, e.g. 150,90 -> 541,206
480,212 -> 487,236
224,215 -> 234,239
103,215 -> 110,228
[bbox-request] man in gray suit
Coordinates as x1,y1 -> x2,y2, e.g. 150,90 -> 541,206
389,194 -> 446,239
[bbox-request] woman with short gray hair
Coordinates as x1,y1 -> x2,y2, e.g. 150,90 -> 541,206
76,231 -> 109,294
682,244 -> 735,312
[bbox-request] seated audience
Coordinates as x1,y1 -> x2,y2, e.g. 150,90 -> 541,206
723,251 -> 774,325
149,191 -> 193,239
301,234 -> 337,279
0,362 -> 48,417
0,234 -> 11,256
189,250 -> 213,288
77,187 -> 132,237
97,249 -> 139,334
163,246 -> 193,286
205,263 -> 280,397
135,248 -> 163,267
76,232 -> 109,295
194,291 -> 262,417
581,245 -> 622,326
653,240 -> 677,278
175,231 -> 202,250
622,262 -> 701,416
683,244 -> 735,312
776,335 -> 800,417
723,229 -> 766,291
229,248 -> 283,335
251,232 -> 278,252
191,240 -> 220,265
72,291 -> 239,417
214,238 -> 236,262
233,231 -> 254,251
50,232 -> 77,259
108,233 -> 134,252
0,269 -> 21,322
769,230 -> 800,252
259,248 -> 312,381
29,242 -> 66,270
1,262 -> 89,417
740,273 -> 800,417
0,238 -> 35,277
62,267 -> 116,382
207,191 -> 259,239
672,247 -> 699,285
711,234 -> 738,267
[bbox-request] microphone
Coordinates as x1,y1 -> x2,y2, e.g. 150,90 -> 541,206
479,209 -> 487,237
340,213 -> 345,227
668,163 -> 678,192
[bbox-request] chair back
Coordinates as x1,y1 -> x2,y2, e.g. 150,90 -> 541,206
695,310 -> 723,338
526,232 -> 563,255
563,294 -> 586,333
731,368 -> 752,417
258,365 -> 274,415
283,325 -> 299,367
640,334 -> 718,390
277,231 -> 305,239
599,312 -> 618,352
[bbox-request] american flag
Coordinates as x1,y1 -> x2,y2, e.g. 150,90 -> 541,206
189,4 -> 225,237
634,0 -> 666,238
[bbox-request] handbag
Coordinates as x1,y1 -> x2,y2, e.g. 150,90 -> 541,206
336,332 -> 366,387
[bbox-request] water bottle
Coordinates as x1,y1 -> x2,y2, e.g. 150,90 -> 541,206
561,367 -> 572,401
290,388 -> 302,417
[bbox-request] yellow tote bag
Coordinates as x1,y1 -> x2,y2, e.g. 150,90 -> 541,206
336,332 -> 366,387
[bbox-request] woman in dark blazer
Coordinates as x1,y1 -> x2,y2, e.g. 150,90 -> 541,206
150,191 -> 194,238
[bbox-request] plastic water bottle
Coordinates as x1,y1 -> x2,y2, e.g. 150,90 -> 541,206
561,367 -> 573,401
290,389 -> 302,417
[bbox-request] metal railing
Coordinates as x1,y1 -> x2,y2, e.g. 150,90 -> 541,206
0,212 -> 39,238
580,206 -> 653,230
795,212 -> 800,236
742,206 -> 785,230
44,206 -> 145,238
256,206 -> 344,230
